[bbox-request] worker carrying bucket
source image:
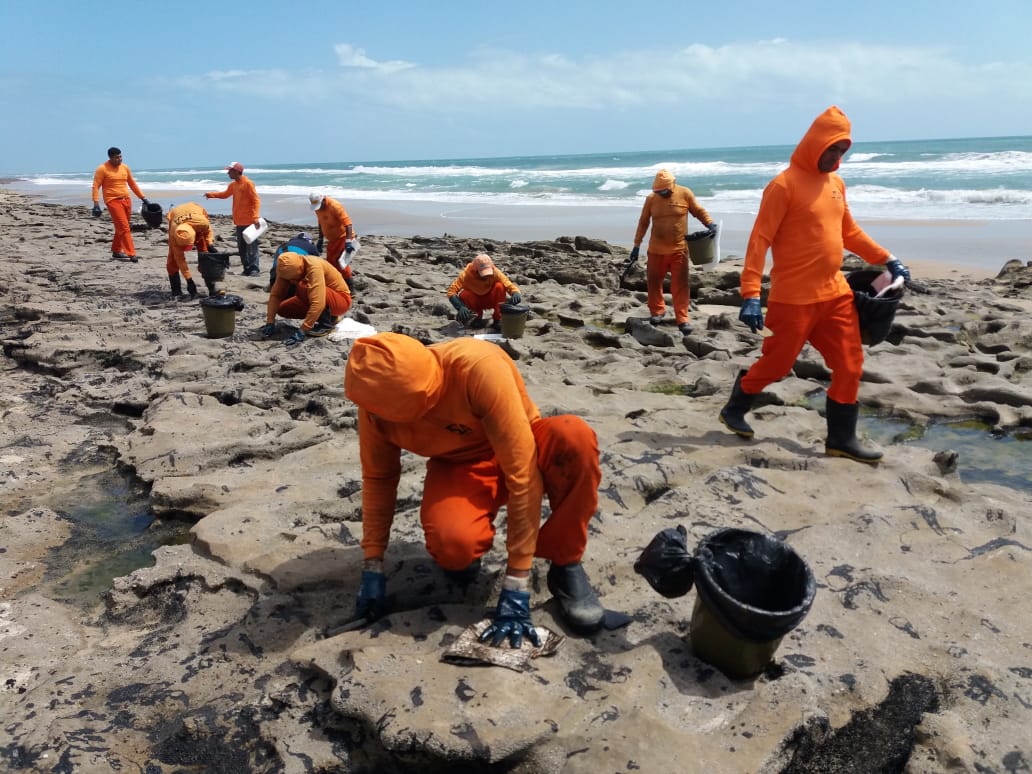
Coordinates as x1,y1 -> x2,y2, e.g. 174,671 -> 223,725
634,525 -> 816,678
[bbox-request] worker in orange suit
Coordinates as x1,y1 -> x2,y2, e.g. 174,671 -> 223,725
91,147 -> 149,263
718,105 -> 911,464
629,169 -> 716,336
205,162 -> 262,276
446,254 -> 522,330
343,333 -> 606,647
261,252 -> 352,346
308,192 -> 356,287
165,202 -> 212,300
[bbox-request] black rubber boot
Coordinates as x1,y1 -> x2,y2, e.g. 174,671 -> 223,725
825,398 -> 883,464
169,274 -> 182,298
185,278 -> 199,299
719,370 -> 757,439
309,307 -> 340,337
547,562 -> 604,634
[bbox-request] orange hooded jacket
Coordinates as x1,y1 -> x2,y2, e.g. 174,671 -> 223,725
166,203 -> 211,273
740,106 -> 890,304
267,253 -> 351,330
206,175 -> 261,226
344,334 -> 545,571
634,169 -> 712,254
445,261 -> 520,298
91,161 -> 145,204
314,196 -> 354,242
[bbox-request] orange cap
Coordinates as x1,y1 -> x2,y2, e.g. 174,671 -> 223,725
473,254 -> 495,277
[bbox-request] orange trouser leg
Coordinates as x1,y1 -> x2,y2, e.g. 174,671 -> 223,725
458,283 -> 507,321
646,251 -> 678,317
421,458 -> 503,571
277,294 -> 308,319
740,296 -> 864,403
166,244 -> 193,280
807,294 -> 864,404
667,250 -> 691,324
277,282 -> 352,320
419,414 -> 601,570
108,198 -> 135,255
531,415 -> 600,566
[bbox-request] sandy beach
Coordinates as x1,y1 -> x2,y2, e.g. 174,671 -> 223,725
4,180 -> 1026,281
1,190 -> 1030,772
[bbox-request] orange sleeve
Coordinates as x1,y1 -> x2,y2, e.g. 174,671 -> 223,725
842,194 -> 890,264
91,164 -> 104,203
466,360 -> 543,570
206,185 -> 232,200
266,276 -> 294,323
357,411 -> 402,560
236,178 -> 261,223
125,167 -> 145,200
446,267 -> 468,297
633,197 -> 652,245
496,268 -> 520,295
686,189 -> 712,227
741,177 -> 789,299
299,263 -> 327,331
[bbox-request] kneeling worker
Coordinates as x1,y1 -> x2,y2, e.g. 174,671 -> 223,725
261,252 -> 352,346
166,202 -> 212,299
446,254 -> 522,330
344,333 -> 605,646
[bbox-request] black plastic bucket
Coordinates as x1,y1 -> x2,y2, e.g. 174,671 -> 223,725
140,201 -> 164,229
690,528 -> 815,677
847,269 -> 903,346
198,252 -> 231,282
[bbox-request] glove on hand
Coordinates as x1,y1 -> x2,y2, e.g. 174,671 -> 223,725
629,246 -> 640,261
354,569 -> 388,621
739,297 -> 764,333
91,204 -> 102,217
508,292 -> 522,305
449,295 -> 474,323
345,240 -> 355,255
886,256 -> 911,283
259,323 -> 276,337
141,198 -> 150,205
707,222 -> 719,237
479,587 -> 542,649
284,329 -> 306,346
315,238 -> 324,254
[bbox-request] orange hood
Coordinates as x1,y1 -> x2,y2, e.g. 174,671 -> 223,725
276,252 -> 305,281
652,169 -> 676,190
790,105 -> 852,173
344,333 -> 444,422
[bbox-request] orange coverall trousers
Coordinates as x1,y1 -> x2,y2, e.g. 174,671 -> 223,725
740,294 -> 864,404
420,414 -> 601,570
276,281 -> 353,320
647,249 -> 691,324
457,283 -> 507,322
107,197 -> 136,257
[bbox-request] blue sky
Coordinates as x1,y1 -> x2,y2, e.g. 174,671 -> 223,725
3,0 -> 1030,173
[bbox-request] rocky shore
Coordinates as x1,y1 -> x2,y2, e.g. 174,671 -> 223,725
1,193 -> 1030,772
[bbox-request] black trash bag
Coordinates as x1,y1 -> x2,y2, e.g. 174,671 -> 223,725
693,528 -> 815,643
634,525 -> 695,598
200,294 -> 244,312
198,252 -> 231,282
847,269 -> 904,346
140,201 -> 164,229
685,228 -> 715,242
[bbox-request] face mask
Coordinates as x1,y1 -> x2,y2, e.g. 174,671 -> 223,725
656,189 -> 672,198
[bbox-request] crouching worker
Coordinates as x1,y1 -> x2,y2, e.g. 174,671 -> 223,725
446,254 -> 522,330
166,202 -> 212,300
343,333 -> 605,646
261,252 -> 351,346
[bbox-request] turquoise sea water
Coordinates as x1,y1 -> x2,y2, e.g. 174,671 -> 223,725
19,135 -> 1032,223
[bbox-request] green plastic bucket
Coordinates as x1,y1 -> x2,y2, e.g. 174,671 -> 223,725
199,294 -> 244,339
499,303 -> 529,338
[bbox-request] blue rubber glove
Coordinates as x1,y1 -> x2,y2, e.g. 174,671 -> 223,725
284,329 -> 306,346
354,569 -> 387,621
885,256 -> 911,283
449,295 -> 473,323
509,292 -> 522,305
629,246 -> 640,261
345,240 -> 355,255
707,222 -> 718,237
739,297 -> 764,333
316,237 -> 324,255
91,203 -> 102,217
259,323 -> 275,337
142,198 -> 150,206
479,587 -> 542,649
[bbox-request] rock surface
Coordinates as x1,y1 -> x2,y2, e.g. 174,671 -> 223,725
1,193 -> 1031,772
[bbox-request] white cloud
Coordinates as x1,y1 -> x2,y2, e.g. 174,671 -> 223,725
334,44 -> 414,74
